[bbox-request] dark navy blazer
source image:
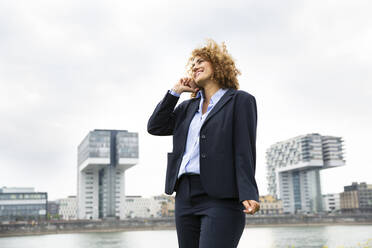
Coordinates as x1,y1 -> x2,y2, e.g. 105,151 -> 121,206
147,88 -> 259,202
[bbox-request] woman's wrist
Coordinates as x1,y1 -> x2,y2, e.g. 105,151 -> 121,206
172,86 -> 183,95
170,88 -> 181,97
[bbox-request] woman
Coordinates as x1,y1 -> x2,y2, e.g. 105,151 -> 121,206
147,39 -> 260,248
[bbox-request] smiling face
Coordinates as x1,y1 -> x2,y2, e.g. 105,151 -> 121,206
191,56 -> 214,87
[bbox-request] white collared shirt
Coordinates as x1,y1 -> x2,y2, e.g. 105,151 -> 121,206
169,88 -> 228,178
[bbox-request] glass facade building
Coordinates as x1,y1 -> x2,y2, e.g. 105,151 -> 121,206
77,129 -> 139,220
266,133 -> 345,214
0,188 -> 47,221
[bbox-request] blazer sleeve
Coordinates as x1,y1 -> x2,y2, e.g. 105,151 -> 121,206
147,90 -> 186,136
233,91 -> 259,202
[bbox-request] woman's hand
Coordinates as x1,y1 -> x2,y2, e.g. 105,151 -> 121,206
172,77 -> 199,95
242,200 -> 260,215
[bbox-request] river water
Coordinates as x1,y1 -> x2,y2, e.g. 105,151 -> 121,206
0,225 -> 371,248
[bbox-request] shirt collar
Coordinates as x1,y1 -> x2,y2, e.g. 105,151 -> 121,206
196,88 -> 228,112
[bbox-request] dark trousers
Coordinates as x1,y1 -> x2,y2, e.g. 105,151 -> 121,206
175,173 -> 246,248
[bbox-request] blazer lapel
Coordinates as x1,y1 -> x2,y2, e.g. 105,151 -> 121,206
182,97 -> 200,135
201,88 -> 236,129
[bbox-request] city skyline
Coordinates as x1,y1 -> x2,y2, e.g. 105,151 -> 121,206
0,0 -> 371,200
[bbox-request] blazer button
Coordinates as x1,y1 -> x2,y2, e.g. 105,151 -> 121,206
201,153 -> 207,159
201,134 -> 206,139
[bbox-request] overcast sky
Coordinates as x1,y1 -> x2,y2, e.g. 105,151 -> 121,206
0,0 -> 371,201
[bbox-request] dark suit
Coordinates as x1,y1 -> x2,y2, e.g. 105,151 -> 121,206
147,88 -> 259,248
147,88 -> 259,202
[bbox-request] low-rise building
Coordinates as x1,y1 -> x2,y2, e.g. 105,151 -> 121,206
56,196 -> 77,220
124,195 -> 171,218
155,195 -> 175,217
257,195 -> 283,215
322,193 -> 340,213
340,182 -> 372,214
0,187 -> 47,221
47,201 -> 60,219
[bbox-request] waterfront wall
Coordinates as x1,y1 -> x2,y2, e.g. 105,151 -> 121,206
1,214 -> 372,237
245,213 -> 372,225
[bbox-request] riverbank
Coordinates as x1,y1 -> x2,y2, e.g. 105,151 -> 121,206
1,214 -> 372,237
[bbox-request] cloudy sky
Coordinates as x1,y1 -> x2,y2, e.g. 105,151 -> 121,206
0,0 -> 371,200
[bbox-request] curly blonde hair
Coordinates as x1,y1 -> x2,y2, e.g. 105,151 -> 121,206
186,39 -> 241,98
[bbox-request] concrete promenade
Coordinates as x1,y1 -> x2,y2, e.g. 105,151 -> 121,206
1,213 -> 372,237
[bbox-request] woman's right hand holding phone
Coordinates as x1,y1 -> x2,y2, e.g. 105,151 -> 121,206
172,77 -> 199,95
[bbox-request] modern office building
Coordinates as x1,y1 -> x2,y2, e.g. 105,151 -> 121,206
340,182 -> 372,213
266,133 -> 345,214
77,129 -> 139,220
322,193 -> 341,213
0,187 -> 47,221
56,196 -> 77,220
